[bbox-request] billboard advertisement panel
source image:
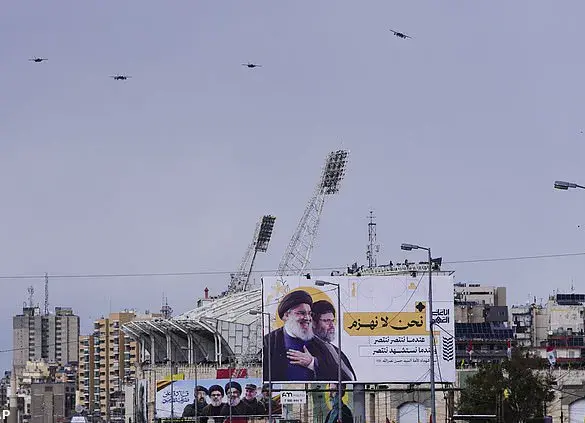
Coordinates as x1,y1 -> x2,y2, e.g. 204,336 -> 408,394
260,274 -> 455,384
155,377 -> 282,418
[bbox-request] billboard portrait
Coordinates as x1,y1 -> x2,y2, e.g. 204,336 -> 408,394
311,383 -> 353,423
156,377 -> 282,418
260,275 -> 455,384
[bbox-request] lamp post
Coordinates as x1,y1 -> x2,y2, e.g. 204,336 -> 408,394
142,367 -> 157,423
169,357 -> 174,423
554,180 -> 585,191
249,309 -> 273,422
401,243 -> 436,423
314,280 -> 342,423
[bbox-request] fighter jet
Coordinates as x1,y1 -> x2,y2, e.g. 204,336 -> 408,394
389,29 -> 412,39
29,57 -> 47,63
242,63 -> 262,68
110,75 -> 131,81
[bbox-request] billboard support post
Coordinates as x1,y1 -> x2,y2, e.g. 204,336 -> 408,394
428,247 -> 436,423
266,313 -> 272,423
315,280 -> 342,423
401,243 -> 437,423
250,309 -> 273,422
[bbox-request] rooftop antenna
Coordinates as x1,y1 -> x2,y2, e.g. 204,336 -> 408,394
571,278 -> 575,292
366,210 -> 379,268
161,293 -> 173,319
27,286 -> 34,308
44,273 -> 49,315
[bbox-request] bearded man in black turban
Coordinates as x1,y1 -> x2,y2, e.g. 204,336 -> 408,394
262,289 -> 340,382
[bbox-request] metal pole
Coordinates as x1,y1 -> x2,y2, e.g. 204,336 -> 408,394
170,357 -> 174,423
337,283 -> 342,423
267,313 -> 273,423
194,357 -> 198,423
229,359 -> 233,423
428,248 -> 437,423
243,249 -> 259,291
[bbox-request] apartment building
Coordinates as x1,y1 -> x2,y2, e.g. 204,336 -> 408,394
454,283 -> 512,364
13,307 -> 80,376
78,311 -> 161,423
511,293 -> 585,365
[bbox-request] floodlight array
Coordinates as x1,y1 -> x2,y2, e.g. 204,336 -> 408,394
319,149 -> 349,195
256,215 -> 276,252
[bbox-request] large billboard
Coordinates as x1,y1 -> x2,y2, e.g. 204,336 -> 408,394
260,274 -> 455,384
155,377 -> 282,418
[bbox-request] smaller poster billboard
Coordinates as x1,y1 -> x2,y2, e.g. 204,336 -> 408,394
156,377 -> 281,418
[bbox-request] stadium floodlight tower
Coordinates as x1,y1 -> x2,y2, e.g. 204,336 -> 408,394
229,215 -> 276,293
276,149 -> 349,277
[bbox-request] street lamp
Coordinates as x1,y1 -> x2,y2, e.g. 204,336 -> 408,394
314,280 -> 343,423
554,180 -> 585,190
249,309 -> 273,422
401,243 -> 437,423
141,367 -> 157,423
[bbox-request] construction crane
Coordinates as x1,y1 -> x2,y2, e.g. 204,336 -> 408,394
276,149 -> 349,277
228,215 -> 276,293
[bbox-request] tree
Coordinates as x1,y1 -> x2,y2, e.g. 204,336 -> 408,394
457,349 -> 555,423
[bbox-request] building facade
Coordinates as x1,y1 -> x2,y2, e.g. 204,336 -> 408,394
13,307 -> 80,376
511,293 -> 585,366
29,382 -> 75,423
454,283 -> 512,365
0,371 -> 9,411
77,311 -> 161,423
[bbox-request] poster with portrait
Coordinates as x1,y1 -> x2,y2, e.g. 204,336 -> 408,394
311,383 -> 354,423
260,275 -> 455,384
155,377 -> 270,418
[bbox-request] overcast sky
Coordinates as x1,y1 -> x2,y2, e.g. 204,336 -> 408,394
2,1 -> 585,372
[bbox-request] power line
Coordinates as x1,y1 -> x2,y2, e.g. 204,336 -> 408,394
447,251 -> 585,264
0,250 -> 584,281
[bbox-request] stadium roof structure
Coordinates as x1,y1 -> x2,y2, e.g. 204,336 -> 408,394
174,289 -> 261,324
122,289 -> 263,365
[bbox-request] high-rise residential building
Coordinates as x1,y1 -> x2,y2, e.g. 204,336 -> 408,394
77,311 -> 162,423
13,307 -> 80,376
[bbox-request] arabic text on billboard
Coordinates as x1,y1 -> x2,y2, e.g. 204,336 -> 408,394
260,275 -> 455,384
